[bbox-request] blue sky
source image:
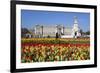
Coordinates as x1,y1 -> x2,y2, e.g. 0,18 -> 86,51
21,10 -> 90,32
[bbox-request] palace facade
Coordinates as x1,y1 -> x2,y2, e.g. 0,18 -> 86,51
24,16 -> 81,38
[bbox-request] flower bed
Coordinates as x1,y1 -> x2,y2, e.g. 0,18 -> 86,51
21,38 -> 90,63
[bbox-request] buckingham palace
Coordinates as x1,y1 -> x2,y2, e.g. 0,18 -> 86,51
24,16 -> 81,38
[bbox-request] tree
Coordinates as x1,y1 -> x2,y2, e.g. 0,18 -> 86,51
21,28 -> 30,38
85,31 -> 90,35
75,32 -> 77,36
80,29 -> 83,35
21,28 -> 30,34
47,35 -> 50,38
56,32 -> 59,39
